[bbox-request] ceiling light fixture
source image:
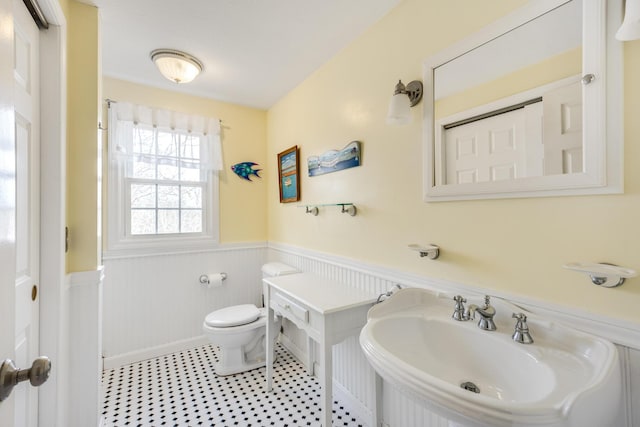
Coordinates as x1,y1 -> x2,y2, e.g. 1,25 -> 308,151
386,79 -> 423,125
150,49 -> 203,84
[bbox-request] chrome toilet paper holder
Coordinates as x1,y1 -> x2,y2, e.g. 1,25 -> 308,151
199,273 -> 228,285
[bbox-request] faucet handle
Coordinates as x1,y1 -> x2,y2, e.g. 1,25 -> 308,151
452,295 -> 468,321
512,312 -> 526,322
453,295 -> 466,304
512,312 -> 534,344
483,295 -> 491,307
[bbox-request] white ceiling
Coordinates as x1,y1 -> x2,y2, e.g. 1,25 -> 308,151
78,0 -> 401,109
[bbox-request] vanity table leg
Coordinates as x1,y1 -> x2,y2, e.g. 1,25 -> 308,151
265,283 -> 274,392
320,328 -> 332,426
306,335 -> 314,375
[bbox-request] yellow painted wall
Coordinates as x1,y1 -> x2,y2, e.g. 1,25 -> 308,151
267,0 -> 640,324
102,78 -> 268,243
66,0 -> 100,272
57,0 -> 68,19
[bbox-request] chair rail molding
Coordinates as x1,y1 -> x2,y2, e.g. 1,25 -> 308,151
267,242 -> 640,349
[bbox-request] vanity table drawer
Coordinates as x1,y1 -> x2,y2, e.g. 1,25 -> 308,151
272,292 -> 309,324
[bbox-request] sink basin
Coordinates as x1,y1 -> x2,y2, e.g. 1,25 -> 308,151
359,288 -> 621,427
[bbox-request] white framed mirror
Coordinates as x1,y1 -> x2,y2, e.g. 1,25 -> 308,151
423,0 -> 623,202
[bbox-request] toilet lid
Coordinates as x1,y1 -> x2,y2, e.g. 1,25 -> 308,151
205,304 -> 261,328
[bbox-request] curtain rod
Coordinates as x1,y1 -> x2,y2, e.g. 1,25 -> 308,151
101,99 -> 226,131
103,98 -> 223,124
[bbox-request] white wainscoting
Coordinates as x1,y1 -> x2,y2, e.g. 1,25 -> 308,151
267,242 -> 640,427
67,267 -> 105,427
101,241 -> 640,426
102,244 -> 267,367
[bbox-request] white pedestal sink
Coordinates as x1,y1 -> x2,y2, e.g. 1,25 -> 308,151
359,288 -> 621,427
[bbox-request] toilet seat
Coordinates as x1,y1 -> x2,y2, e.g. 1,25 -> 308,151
205,304 -> 261,328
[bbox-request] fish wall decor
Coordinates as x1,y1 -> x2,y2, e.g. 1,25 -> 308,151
231,162 -> 261,181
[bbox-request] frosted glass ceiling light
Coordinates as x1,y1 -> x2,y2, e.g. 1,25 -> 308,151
616,0 -> 640,41
386,79 -> 423,125
150,49 -> 203,84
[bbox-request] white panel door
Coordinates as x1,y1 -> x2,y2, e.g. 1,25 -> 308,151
444,108 -> 527,184
0,0 -> 17,424
543,80 -> 583,175
13,0 -> 40,425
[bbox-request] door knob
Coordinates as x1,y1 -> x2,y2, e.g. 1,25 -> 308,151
0,356 -> 51,401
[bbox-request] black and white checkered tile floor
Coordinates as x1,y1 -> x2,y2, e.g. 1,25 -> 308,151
101,343 -> 366,427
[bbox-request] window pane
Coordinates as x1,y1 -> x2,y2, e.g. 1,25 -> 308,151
158,185 -> 179,208
133,128 -> 154,155
180,162 -> 201,182
132,158 -> 156,179
157,157 -> 179,181
181,135 -> 200,160
181,210 -> 202,233
131,209 -> 156,235
158,209 -> 179,234
130,184 -> 156,208
181,186 -> 201,208
157,131 -> 177,157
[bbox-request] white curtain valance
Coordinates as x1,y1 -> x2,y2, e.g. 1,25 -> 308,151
108,102 -> 223,171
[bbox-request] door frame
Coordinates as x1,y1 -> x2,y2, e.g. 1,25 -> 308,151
34,0 -> 67,425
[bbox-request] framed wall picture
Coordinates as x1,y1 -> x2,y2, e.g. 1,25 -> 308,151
277,145 -> 300,203
307,141 -> 361,177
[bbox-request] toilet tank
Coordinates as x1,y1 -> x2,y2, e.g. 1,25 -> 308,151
261,262 -> 299,278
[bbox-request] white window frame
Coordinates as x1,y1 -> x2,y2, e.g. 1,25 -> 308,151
105,103 -> 221,257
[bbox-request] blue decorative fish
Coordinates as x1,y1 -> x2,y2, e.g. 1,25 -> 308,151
231,162 -> 261,181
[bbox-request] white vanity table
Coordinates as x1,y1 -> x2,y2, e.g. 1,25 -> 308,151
263,273 -> 377,427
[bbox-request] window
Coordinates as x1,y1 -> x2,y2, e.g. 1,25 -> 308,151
106,102 -> 222,255
128,127 -> 204,235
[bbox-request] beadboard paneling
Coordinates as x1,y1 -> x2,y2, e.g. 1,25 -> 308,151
68,268 -> 104,427
102,245 -> 267,360
629,348 -> 640,426
102,242 -> 640,426
268,243 -> 640,427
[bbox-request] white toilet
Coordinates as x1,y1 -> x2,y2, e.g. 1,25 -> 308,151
202,262 -> 299,376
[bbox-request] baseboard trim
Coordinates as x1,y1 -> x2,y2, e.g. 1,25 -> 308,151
103,335 -> 209,369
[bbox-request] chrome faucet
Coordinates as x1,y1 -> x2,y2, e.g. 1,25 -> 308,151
512,313 -> 534,344
465,295 -> 497,331
451,295 -> 468,321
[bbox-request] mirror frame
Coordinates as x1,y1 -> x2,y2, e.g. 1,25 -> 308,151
423,0 -> 623,202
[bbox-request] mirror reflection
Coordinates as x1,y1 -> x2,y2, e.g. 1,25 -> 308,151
433,1 -> 582,185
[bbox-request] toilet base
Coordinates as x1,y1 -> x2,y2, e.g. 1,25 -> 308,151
213,356 -> 276,376
213,346 -> 277,376
204,306 -> 282,376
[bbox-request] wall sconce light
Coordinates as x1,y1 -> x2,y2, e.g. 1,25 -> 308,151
616,0 -> 640,41
150,49 -> 204,84
386,79 -> 423,125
